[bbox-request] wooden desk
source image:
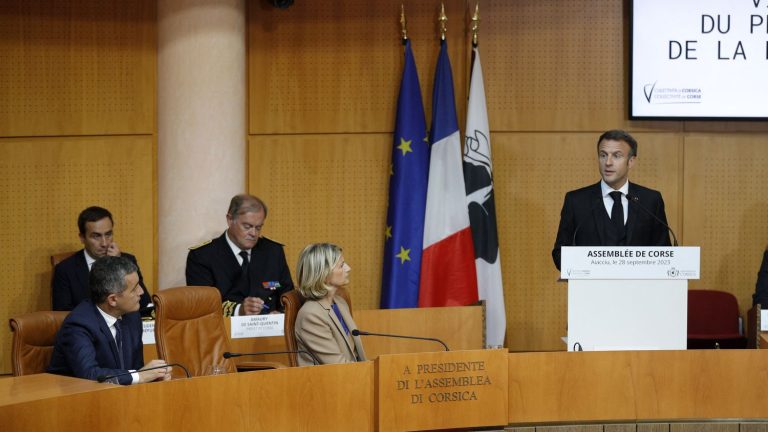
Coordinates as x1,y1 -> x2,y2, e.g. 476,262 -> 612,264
1,364 -> 374,431
143,305 -> 485,364
5,349 -> 768,431
508,349 -> 768,424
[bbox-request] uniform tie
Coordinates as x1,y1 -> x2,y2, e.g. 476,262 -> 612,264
239,250 -> 251,296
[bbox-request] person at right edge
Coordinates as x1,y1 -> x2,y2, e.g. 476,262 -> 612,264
751,245 -> 768,307
552,129 -> 672,270
294,243 -> 366,366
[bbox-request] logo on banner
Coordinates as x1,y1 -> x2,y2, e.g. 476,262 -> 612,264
643,81 -> 703,105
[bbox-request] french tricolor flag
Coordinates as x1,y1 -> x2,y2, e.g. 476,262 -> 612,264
419,39 -> 478,307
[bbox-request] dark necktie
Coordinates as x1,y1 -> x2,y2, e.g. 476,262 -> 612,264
114,320 -> 125,369
239,250 -> 250,296
609,191 -> 625,237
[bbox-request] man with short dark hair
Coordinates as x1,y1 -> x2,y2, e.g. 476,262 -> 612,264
52,206 -> 151,315
552,130 -> 672,270
48,256 -> 171,384
186,194 -> 294,316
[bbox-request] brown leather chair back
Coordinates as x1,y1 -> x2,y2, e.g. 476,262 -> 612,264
153,286 -> 236,377
9,311 -> 69,376
281,287 -> 351,367
50,250 -> 77,268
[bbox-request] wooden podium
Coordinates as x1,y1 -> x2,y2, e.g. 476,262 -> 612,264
561,246 -> 700,351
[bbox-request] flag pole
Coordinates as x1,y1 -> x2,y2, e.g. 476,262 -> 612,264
400,4 -> 408,45
439,3 -> 448,41
471,3 -> 480,48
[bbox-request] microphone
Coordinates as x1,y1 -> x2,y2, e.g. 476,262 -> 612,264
626,194 -> 679,246
97,362 -> 189,383
351,329 -> 449,351
223,351 -> 319,366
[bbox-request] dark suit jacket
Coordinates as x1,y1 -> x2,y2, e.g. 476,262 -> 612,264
752,250 -> 768,306
47,300 -> 144,385
185,233 -> 294,313
52,250 -> 151,315
552,182 -> 672,270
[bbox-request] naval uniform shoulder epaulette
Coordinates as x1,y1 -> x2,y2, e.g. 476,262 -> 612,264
188,239 -> 212,250
259,236 -> 285,247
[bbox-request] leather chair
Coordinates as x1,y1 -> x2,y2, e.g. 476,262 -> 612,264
153,286 -> 283,378
281,287 -> 351,367
687,289 -> 748,349
9,311 -> 69,376
50,250 -> 77,268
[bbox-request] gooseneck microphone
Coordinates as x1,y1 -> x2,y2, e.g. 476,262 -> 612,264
626,193 -> 679,246
351,329 -> 449,351
223,351 -> 319,366
97,362 -> 189,383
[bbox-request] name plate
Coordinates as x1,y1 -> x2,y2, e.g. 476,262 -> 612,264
142,320 -> 155,344
376,349 -> 508,431
230,314 -> 285,339
561,246 -> 700,280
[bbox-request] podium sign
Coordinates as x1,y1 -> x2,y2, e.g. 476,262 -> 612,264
561,246 -> 700,280
376,349 -> 508,431
562,247 -> 700,352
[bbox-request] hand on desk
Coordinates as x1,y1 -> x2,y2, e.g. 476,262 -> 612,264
138,359 -> 172,383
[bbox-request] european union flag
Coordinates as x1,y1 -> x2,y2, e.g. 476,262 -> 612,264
380,39 -> 429,309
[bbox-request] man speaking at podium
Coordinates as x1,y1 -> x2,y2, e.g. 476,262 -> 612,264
552,130 -> 671,270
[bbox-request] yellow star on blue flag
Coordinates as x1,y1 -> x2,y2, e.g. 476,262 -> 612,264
396,246 -> 411,264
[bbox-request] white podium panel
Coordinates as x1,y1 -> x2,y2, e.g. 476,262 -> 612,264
562,247 -> 699,352
567,279 -> 687,351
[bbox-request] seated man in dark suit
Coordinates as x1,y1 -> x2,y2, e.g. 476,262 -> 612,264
751,247 -> 768,307
186,194 -> 293,317
52,206 -> 152,316
552,129 -> 672,270
48,255 -> 171,384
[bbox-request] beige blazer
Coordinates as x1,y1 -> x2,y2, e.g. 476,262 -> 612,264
294,296 -> 366,366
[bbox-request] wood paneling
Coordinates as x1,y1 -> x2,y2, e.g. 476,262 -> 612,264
482,0 -> 626,131
247,134 -> 390,310
508,350 -> 768,424
248,0 -> 468,134
1,364 -> 375,431
669,425 -> 739,432
0,0 -> 155,136
682,134 -> 768,313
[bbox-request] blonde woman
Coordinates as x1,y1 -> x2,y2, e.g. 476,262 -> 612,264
294,243 -> 366,366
